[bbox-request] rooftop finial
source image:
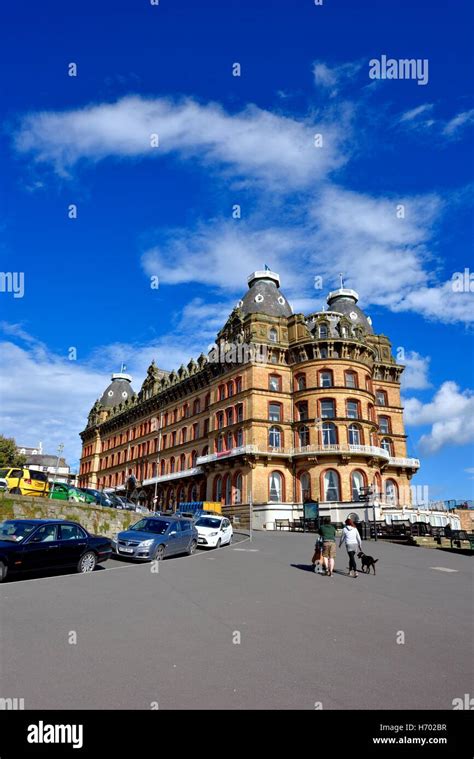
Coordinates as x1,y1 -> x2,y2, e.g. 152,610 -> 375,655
339,272 -> 344,289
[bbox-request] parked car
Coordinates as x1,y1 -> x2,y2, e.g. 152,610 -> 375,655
0,478 -> 8,492
109,494 -> 139,511
0,468 -> 49,497
49,482 -> 89,503
79,488 -> 114,508
0,518 -> 112,581
195,516 -> 233,548
112,516 -> 198,561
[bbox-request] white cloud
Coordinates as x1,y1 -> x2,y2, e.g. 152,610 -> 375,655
14,95 -> 347,188
312,60 -> 363,97
398,104 -> 434,122
398,104 -> 474,141
141,186 -> 474,325
404,381 -> 474,453
400,351 -> 431,390
443,108 -> 474,137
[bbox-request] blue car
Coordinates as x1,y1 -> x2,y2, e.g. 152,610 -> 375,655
112,516 -> 198,561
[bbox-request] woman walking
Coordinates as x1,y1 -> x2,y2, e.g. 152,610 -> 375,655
339,518 -> 362,577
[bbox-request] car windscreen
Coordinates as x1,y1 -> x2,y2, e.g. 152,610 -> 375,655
195,518 -> 222,528
0,520 -> 38,541
0,469 -> 10,478
129,519 -> 171,534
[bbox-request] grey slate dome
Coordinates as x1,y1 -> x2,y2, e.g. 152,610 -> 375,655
100,372 -> 135,408
239,270 -> 293,317
326,288 -> 374,334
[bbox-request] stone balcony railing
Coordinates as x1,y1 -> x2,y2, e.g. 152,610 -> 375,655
196,444 -> 419,466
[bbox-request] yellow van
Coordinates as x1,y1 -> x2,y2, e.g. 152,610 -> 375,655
0,467 -> 50,497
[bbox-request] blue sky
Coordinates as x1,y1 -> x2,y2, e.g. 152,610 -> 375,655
0,0 -> 473,500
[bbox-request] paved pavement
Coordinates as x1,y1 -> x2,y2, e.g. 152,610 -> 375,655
0,532 -> 472,710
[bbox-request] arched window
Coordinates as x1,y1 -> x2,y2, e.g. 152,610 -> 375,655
321,422 -> 337,446
300,472 -> 311,501
180,453 -> 186,471
170,457 -> 175,473
269,402 -> 282,422
204,393 -> 211,409
232,473 -> 242,504
381,438 -> 393,455
320,399 -> 336,419
223,474 -> 232,505
269,471 -> 284,502
190,483 -> 198,501
319,370 -> 333,388
345,371 -> 358,389
226,431 -> 233,450
351,470 -> 365,501
216,411 -> 224,429
190,450 -> 198,467
269,374 -> 282,392
385,479 -> 398,505
217,434 -> 225,452
177,486 -> 185,503
323,469 -> 340,501
346,400 -> 360,419
295,373 -> 306,391
235,377 -> 242,394
218,385 -> 226,401
348,423 -> 362,445
193,398 -> 201,414
236,428 -> 244,447
202,445 -> 209,457
373,473 -> 382,499
181,427 -> 187,443
379,416 -> 391,434
269,426 -> 282,448
214,475 -> 222,502
297,401 -> 308,420
227,381 -> 234,397
318,324 -> 328,338
269,327 -> 278,343
376,389 -> 387,406
160,460 -> 166,476
226,407 -> 234,425
183,404 -> 190,418
298,425 -> 310,447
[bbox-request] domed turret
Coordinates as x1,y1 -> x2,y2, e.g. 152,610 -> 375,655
326,287 -> 373,334
99,372 -> 135,408
238,270 -> 292,317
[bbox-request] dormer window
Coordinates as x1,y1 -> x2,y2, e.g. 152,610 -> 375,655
319,324 -> 328,339
269,328 -> 278,343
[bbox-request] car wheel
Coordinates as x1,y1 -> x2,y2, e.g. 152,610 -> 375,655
215,538 -> 222,550
10,488 -> 21,495
0,561 -> 8,582
187,540 -> 197,556
154,545 -> 165,561
78,551 -> 97,573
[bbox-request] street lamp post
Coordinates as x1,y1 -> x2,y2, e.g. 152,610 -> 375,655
50,443 -> 64,499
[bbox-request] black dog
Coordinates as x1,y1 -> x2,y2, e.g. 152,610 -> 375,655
357,551 -> 378,574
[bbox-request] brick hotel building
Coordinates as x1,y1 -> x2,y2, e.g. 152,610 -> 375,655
78,270 -> 420,527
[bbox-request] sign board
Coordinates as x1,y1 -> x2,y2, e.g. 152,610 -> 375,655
303,500 -> 319,521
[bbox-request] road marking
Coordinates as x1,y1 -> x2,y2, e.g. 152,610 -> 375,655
430,567 -> 459,573
233,548 -> 259,552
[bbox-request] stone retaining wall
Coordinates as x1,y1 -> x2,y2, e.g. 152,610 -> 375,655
0,493 -> 137,539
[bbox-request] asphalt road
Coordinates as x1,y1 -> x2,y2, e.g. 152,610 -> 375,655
0,533 -> 472,710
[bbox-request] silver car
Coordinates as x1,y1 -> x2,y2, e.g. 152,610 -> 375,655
112,516 -> 198,561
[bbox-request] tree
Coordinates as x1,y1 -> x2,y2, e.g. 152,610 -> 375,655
0,436 -> 27,469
